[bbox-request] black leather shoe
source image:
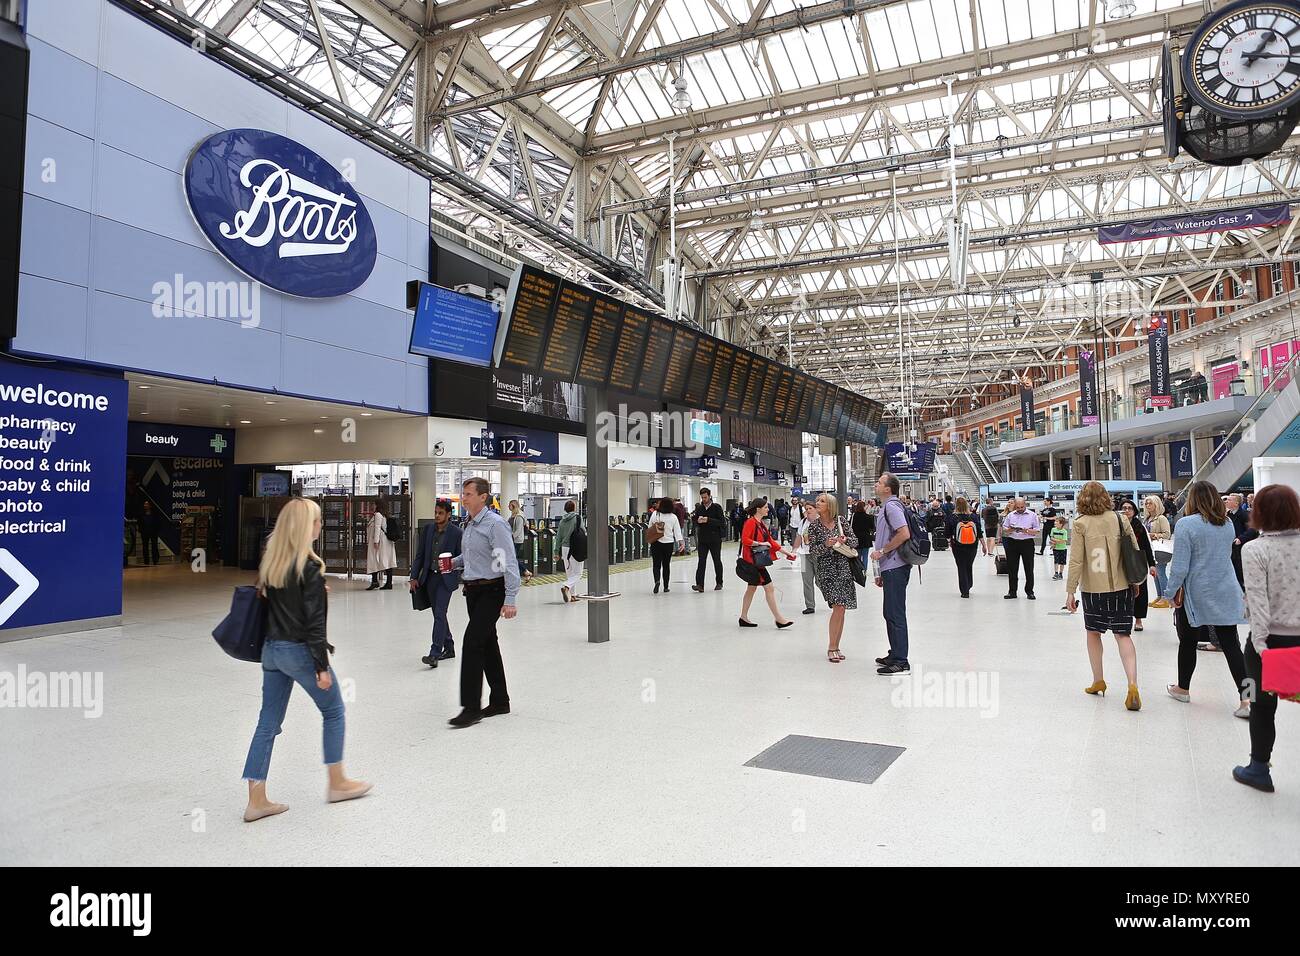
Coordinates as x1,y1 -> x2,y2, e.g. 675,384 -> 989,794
1004,594 -> 1017,599
692,584 -> 703,592
448,709 -> 481,728
802,607 -> 815,615
481,702 -> 511,718
421,655 -> 439,668
437,648 -> 456,661
1026,593 -> 1036,600
714,583 -> 723,590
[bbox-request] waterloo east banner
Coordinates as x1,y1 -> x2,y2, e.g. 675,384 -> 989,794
1147,315 -> 1172,409
1079,350 -> 1099,426
1098,204 -> 1291,244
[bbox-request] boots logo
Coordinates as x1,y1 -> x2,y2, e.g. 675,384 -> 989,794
184,129 -> 377,298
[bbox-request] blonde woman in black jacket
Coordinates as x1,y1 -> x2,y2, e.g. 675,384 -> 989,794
242,497 -> 371,822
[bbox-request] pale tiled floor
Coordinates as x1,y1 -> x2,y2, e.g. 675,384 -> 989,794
1,550 -> 1296,865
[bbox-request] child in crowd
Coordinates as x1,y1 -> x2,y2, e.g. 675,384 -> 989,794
1050,515 -> 1070,580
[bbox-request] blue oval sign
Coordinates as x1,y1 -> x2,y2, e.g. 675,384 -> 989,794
183,129 -> 378,297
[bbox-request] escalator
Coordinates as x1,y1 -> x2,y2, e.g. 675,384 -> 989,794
1191,351 -> 1300,498
961,443 -> 1001,486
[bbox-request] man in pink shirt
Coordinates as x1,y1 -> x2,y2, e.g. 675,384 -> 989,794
1001,497 -> 1042,600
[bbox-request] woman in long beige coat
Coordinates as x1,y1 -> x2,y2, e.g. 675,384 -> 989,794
366,502 -> 397,590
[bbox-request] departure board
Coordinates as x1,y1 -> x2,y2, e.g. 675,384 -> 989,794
832,391 -> 847,439
818,386 -> 837,437
575,293 -> 622,386
725,349 -> 753,413
847,395 -> 864,442
803,380 -> 822,433
757,360 -> 781,421
663,326 -> 697,403
740,357 -> 765,419
795,374 -> 816,432
497,265 -> 559,371
637,316 -> 675,399
866,399 -> 884,431
608,304 -> 651,393
705,341 -> 733,412
684,337 -> 717,408
771,368 -> 795,428
540,280 -> 593,380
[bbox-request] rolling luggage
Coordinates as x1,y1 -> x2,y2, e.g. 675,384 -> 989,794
994,544 -> 1008,575
930,530 -> 949,552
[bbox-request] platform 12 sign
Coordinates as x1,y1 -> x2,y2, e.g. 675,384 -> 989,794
184,129 -> 378,297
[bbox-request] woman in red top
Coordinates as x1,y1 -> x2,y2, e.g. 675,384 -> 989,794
738,498 -> 796,629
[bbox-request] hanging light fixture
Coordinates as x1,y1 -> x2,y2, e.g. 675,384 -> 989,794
1105,0 -> 1136,19
671,58 -> 691,112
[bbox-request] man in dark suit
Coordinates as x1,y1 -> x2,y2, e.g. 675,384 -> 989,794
690,487 -> 727,592
409,499 -> 462,668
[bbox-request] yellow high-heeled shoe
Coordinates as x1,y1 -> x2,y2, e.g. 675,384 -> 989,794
1084,679 -> 1107,697
1125,684 -> 1141,711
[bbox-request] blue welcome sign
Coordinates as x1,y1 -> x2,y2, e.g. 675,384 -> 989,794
184,129 -> 378,297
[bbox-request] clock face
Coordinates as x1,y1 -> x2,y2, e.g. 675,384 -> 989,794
1184,1 -> 1300,119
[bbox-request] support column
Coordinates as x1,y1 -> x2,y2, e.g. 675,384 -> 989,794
409,464 -> 439,523
1047,450 -> 1054,481
499,460 -> 521,506
836,441 -> 848,515
607,469 -> 630,518
586,386 -> 610,643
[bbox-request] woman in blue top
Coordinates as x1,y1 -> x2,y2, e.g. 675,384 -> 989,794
1163,481 -> 1251,719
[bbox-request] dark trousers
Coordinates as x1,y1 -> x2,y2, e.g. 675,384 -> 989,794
650,541 -> 674,587
695,539 -> 723,587
1175,605 -> 1247,698
515,541 -> 532,576
141,533 -> 159,565
952,543 -> 977,596
427,577 -> 455,657
1247,634 -> 1300,762
460,580 -> 508,712
1039,525 -> 1052,554
882,565 -> 911,663
1002,537 -> 1036,596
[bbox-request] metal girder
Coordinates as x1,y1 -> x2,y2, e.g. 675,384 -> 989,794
585,6 -> 1204,153
435,0 -> 873,120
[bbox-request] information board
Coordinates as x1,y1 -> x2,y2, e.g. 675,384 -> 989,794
818,386 -> 837,437
663,326 -> 698,403
0,362 -> 128,633
795,373 -> 816,432
496,265 -> 559,371
770,368 -> 794,428
706,341 -> 734,412
575,293 -> 622,386
408,283 -> 501,367
608,304 -> 651,393
540,280 -> 594,380
684,337 -> 716,408
739,357 -> 763,419
757,360 -> 781,421
637,316 -> 675,399
725,349 -> 753,414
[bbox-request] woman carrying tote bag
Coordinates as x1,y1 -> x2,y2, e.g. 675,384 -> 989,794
1143,495 -> 1173,608
802,493 -> 859,662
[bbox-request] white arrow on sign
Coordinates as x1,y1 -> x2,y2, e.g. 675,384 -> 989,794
142,459 -> 171,486
0,549 -> 40,627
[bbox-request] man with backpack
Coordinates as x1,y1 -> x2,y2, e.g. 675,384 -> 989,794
870,472 -> 917,675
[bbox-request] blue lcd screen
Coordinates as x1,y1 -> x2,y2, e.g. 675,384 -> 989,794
409,284 -> 500,367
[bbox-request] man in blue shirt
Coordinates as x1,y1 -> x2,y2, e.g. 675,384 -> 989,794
447,476 -> 520,728
870,472 -> 913,675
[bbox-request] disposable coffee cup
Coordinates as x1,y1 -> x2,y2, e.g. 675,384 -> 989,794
438,552 -> 452,573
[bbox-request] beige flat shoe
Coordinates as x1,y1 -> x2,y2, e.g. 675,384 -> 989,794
243,802 -> 288,823
327,782 -> 373,804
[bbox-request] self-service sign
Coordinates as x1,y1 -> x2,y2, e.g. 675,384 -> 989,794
0,364 -> 127,631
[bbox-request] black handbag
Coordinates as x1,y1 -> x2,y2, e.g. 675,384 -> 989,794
411,578 -> 432,611
212,585 -> 268,662
1116,512 -> 1149,586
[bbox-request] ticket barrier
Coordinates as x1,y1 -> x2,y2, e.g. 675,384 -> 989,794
629,515 -> 646,559
608,516 -> 623,564
616,516 -> 632,562
536,521 -> 556,574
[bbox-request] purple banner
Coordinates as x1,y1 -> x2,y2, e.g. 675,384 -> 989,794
1079,350 -> 1099,426
1147,315 -> 1172,409
1099,204 -> 1291,244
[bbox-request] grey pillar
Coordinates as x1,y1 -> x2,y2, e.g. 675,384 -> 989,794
836,441 -> 848,514
585,385 -> 610,644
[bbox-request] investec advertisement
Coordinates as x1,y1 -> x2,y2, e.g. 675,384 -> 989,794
0,363 -> 127,633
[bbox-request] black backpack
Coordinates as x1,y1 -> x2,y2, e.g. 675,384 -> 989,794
569,518 -> 588,563
384,515 -> 402,543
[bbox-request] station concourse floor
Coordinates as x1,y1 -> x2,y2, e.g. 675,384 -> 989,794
2,549 -> 1297,867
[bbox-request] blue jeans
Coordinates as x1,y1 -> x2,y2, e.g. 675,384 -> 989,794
882,565 -> 911,663
428,577 -> 455,656
242,639 -> 345,781
1154,559 -> 1169,597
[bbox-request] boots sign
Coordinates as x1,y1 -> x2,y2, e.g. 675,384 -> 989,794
183,129 -> 378,298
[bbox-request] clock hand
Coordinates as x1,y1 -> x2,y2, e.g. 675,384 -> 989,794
1245,30 -> 1279,64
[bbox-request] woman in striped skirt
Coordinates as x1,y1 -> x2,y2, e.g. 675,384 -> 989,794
1066,481 -> 1144,711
